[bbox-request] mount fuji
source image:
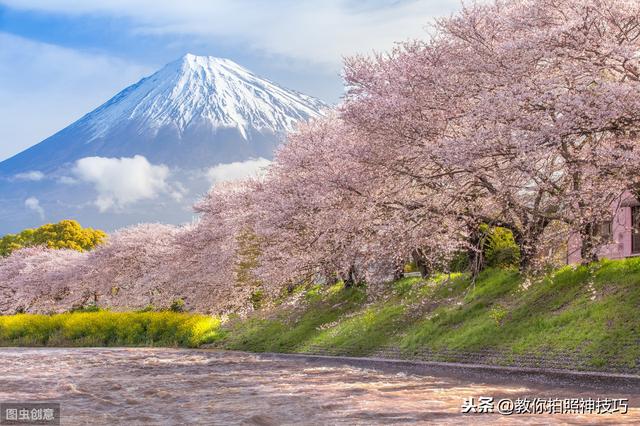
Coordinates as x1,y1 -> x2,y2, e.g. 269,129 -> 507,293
0,54 -> 327,233
0,54 -> 326,174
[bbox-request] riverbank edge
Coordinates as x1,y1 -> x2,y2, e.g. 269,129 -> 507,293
206,348 -> 640,391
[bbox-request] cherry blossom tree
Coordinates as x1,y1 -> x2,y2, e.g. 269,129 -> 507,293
4,0 -> 640,314
342,0 -> 640,267
252,115 -> 467,290
0,246 -> 86,314
182,180 -> 262,311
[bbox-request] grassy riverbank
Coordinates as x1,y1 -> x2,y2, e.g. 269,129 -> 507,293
2,259 -> 638,371
0,311 -> 221,347
219,258 -> 640,370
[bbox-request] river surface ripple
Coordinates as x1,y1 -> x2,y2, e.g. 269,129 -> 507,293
0,348 -> 638,425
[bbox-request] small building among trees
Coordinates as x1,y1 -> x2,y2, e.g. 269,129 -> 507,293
568,192 -> 640,264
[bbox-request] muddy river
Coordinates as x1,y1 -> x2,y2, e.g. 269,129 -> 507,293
0,348 -> 637,425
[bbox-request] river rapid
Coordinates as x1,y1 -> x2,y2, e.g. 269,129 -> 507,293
0,348 -> 637,425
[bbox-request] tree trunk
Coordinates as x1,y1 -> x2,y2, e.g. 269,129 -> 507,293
518,241 -> 537,271
411,249 -> 430,278
467,228 -> 486,280
514,219 -> 548,272
579,223 -> 599,265
324,272 -> 339,286
342,264 -> 357,288
393,263 -> 405,281
468,246 -> 483,281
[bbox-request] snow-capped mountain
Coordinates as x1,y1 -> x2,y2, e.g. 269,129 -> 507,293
0,54 -> 327,234
88,54 -> 325,139
0,54 -> 326,175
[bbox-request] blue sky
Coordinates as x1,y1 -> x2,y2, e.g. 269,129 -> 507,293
0,0 -> 462,161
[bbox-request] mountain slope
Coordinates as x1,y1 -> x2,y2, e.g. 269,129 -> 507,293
0,54 -> 326,234
0,54 -> 326,175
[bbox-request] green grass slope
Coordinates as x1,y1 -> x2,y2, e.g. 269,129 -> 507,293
219,258 -> 640,371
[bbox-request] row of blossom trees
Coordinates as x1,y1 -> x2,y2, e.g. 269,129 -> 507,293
2,0 -> 640,314
341,0 -> 640,267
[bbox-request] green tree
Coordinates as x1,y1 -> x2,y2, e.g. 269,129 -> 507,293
0,220 -> 107,257
485,227 -> 521,268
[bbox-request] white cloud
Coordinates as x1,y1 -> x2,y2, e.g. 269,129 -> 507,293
0,32 -> 151,161
57,176 -> 78,185
169,181 -> 188,202
13,171 -> 45,181
24,197 -> 44,219
0,2 -> 465,162
0,1 -> 461,68
206,158 -> 271,183
73,155 -> 174,212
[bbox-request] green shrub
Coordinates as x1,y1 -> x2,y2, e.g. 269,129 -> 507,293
448,251 -> 470,273
403,262 -> 418,273
137,305 -> 156,312
0,312 -> 222,348
489,305 -> 508,326
70,304 -> 101,313
169,299 -> 186,312
250,290 -> 264,310
485,227 -> 521,268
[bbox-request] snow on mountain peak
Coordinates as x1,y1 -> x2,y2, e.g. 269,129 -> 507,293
0,53 -> 328,177
77,54 -> 327,140
0,54 -> 328,233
